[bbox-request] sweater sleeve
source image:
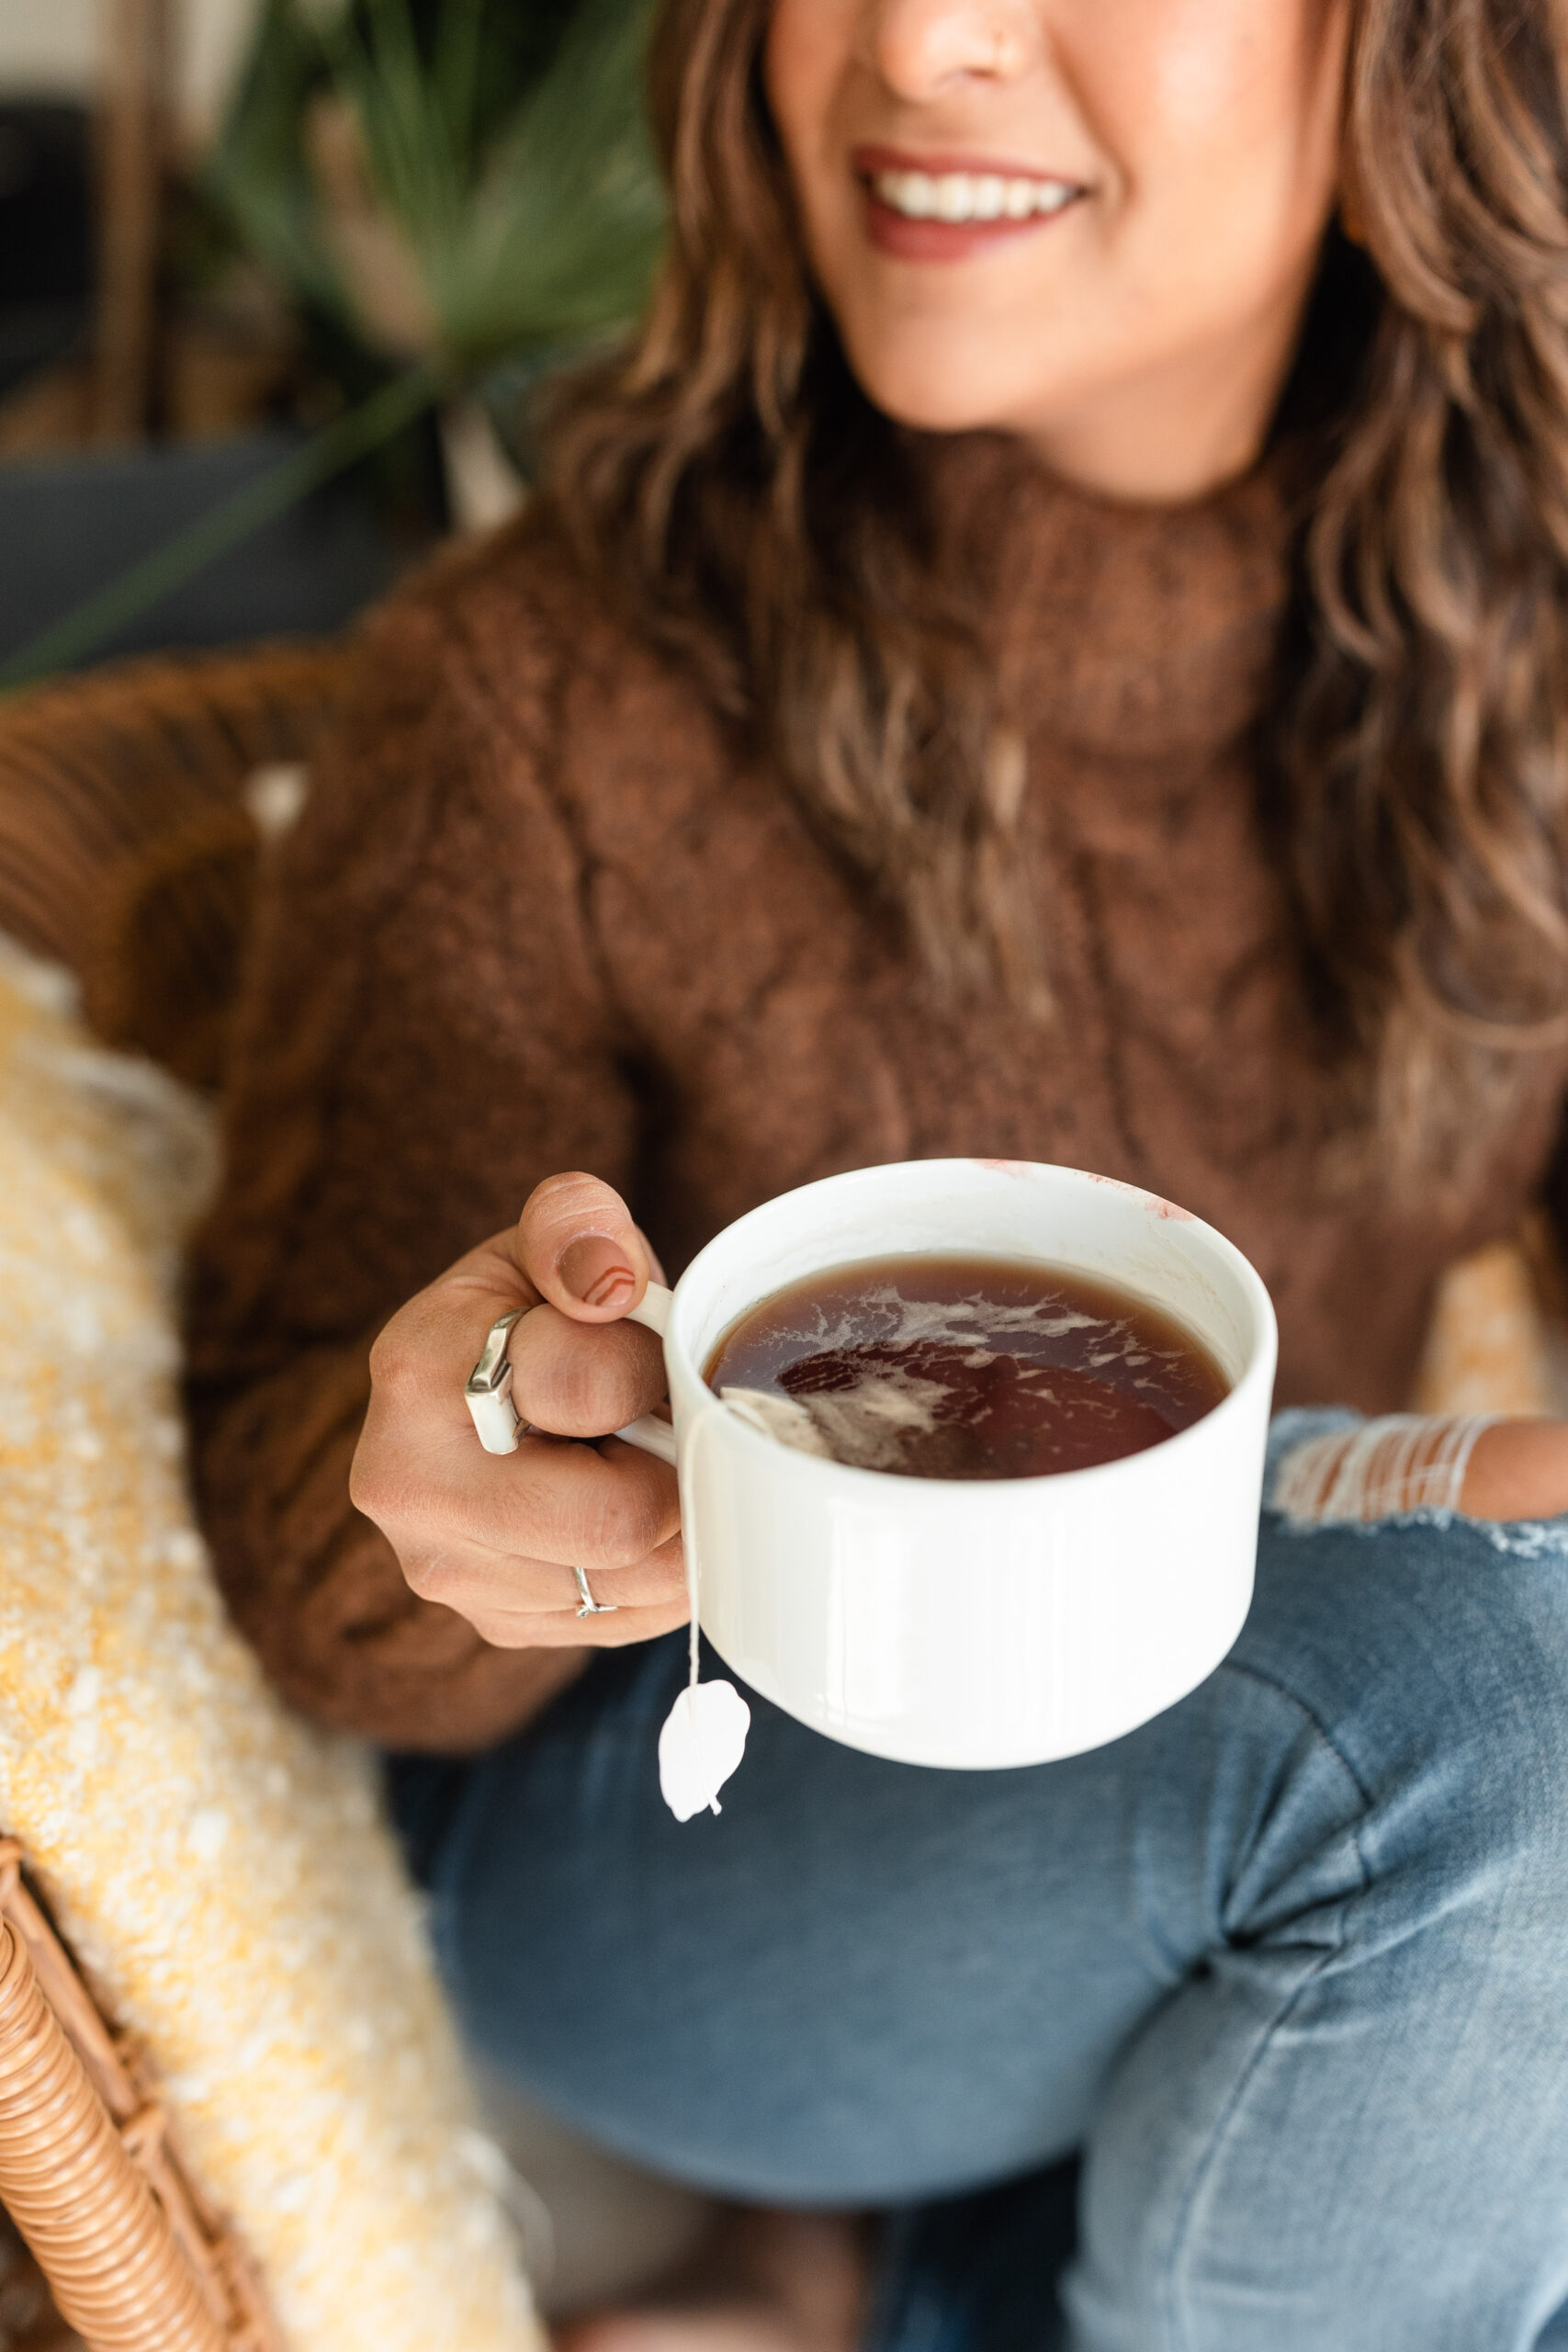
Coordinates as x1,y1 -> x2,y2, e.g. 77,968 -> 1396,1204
184,552 -> 644,1750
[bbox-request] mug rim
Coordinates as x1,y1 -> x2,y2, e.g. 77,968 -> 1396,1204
662,1156 -> 1278,1499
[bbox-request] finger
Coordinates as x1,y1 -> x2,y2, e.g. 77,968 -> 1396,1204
367,1226 -> 544,1433
396,1528 -> 687,1619
506,1299 -> 667,1437
517,1172 -> 653,1323
462,1593 -> 693,1651
356,1422 -> 681,1574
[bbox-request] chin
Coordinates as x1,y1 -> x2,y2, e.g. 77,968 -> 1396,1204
836,321 -> 1050,441
847,362 -> 1013,439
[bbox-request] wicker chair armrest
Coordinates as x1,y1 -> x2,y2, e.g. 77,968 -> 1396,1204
0,1840 -> 278,2352
0,641 -> 354,1085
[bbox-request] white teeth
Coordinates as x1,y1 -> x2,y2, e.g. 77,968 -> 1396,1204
872,169 -> 1077,227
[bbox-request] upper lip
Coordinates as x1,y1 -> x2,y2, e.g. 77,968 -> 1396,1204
851,142 -> 1085,187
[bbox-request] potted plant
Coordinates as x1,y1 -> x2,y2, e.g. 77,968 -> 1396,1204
0,0 -> 665,684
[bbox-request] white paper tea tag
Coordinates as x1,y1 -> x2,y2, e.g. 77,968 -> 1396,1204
658,1678 -> 751,1821
657,1396 -> 757,1820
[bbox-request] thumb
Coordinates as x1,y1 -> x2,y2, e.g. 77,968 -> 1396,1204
516,1171 -> 655,1322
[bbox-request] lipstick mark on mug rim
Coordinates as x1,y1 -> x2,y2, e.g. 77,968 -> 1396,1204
970,1159 -> 1197,1219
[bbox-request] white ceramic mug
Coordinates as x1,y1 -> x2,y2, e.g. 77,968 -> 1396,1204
613,1159 -> 1275,1770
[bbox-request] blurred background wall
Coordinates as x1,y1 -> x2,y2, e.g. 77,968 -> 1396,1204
0,0 -> 663,682
0,0 -> 260,138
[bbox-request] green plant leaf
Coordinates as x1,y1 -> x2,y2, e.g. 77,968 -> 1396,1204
204,0 -> 348,330
206,0 -> 667,379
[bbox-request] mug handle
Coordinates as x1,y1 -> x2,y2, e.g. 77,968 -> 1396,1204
615,1283 -> 678,1465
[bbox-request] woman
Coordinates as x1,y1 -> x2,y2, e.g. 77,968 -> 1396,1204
187,0 -> 1568,2342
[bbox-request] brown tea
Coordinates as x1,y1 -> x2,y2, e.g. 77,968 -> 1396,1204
704,1253 -> 1227,1480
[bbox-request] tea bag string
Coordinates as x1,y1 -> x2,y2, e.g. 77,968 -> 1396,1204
677,1385 -> 772,1686
657,1390 -> 751,1822
682,1388 -> 715,1690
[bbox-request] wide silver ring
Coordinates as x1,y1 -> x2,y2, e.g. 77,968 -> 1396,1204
466,1316 -> 621,1618
573,1566 -> 618,1619
465,1310 -> 525,1453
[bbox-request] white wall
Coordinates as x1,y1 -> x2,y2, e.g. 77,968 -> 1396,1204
0,0 -> 262,137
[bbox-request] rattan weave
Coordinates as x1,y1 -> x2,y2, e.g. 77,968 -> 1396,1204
0,1843 -> 276,2352
0,643 -> 352,2352
0,642 -> 351,1086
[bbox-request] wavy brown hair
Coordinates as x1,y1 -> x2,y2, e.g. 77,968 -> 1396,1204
546,0 -> 1568,1167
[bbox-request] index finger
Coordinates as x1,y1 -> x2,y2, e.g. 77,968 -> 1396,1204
368,1226 -> 542,1423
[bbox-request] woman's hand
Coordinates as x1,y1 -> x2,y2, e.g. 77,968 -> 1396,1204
351,1174 -> 687,1650
1461,1419 -> 1568,1521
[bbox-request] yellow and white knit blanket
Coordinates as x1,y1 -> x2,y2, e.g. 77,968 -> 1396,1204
0,938 -> 543,2352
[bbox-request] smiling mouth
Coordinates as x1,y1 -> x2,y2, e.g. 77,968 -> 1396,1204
866,167 -> 1081,226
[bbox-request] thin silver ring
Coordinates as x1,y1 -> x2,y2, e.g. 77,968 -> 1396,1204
574,1565 -> 618,1619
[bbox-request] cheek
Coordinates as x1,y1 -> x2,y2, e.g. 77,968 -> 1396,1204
1134,0 -> 1280,137
762,0 -> 843,200
1080,0 -> 1346,342
1091,0 -> 1344,231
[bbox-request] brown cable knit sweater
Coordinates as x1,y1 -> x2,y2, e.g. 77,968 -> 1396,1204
185,437 -> 1568,1752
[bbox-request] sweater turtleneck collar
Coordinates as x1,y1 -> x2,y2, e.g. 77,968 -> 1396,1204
920,430 -> 1293,769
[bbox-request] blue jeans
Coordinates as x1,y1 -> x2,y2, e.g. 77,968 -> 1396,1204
389,1419 -> 1568,2350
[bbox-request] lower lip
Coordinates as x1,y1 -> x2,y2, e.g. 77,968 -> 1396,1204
862,187 -> 1078,263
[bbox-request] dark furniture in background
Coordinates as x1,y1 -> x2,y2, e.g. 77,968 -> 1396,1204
0,102 -> 95,401
0,431 -> 403,671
